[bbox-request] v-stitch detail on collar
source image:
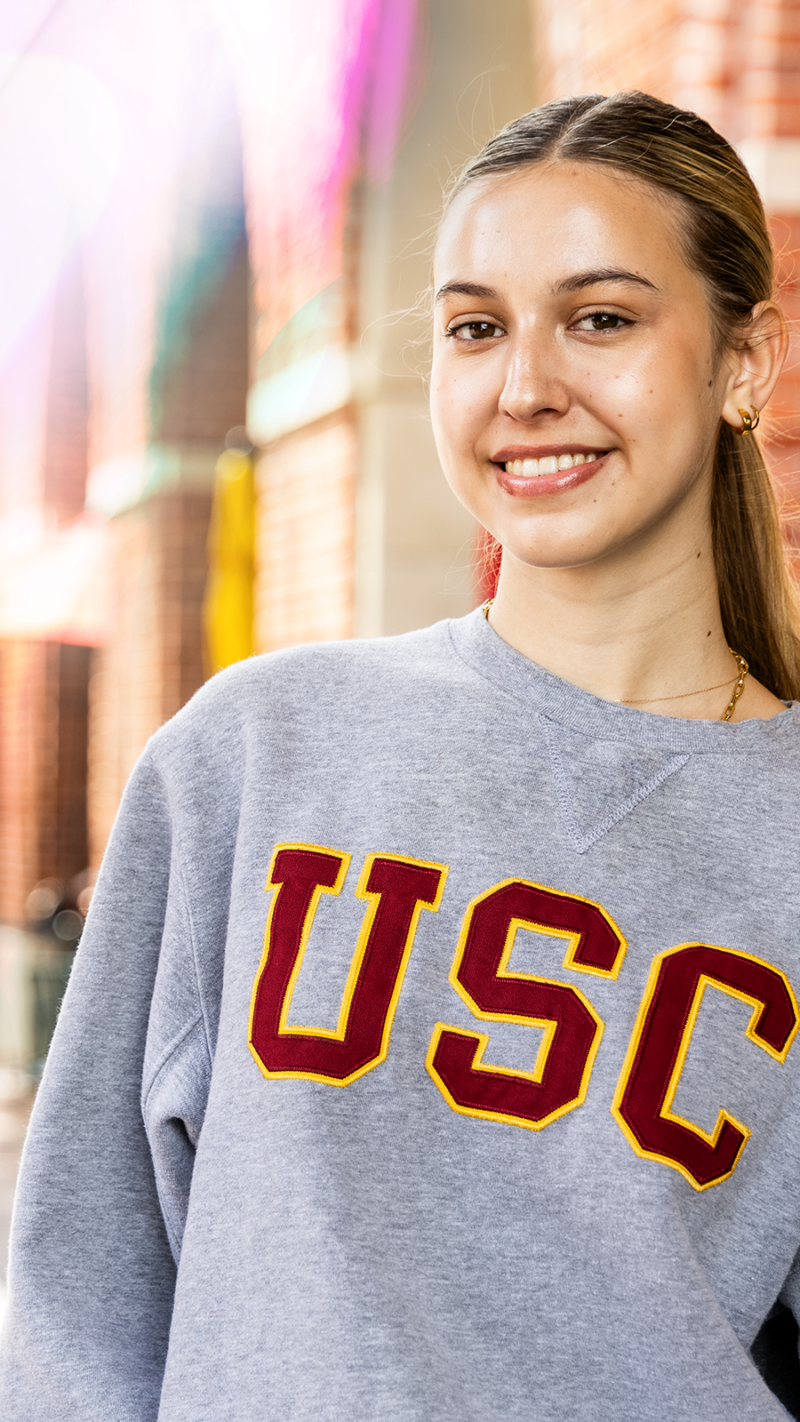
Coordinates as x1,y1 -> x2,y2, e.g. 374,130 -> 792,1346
539,714 -> 691,855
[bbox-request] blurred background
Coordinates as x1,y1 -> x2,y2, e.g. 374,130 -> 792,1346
0,0 -> 799,1307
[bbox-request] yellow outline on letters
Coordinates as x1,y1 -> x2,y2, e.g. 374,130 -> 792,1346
426,876 -> 625,1130
249,843 -> 448,1087
610,941 -> 800,1191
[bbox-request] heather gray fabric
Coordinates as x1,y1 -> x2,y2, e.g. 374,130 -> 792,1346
3,607 -> 800,1420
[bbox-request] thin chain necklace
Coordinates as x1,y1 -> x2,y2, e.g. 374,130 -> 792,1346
481,600 -> 749,722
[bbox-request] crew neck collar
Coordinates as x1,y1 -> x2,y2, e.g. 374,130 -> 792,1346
448,607 -> 800,754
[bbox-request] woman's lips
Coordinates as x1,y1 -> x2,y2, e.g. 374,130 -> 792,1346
494,450 -> 611,498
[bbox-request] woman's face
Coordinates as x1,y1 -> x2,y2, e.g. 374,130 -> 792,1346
430,161 -> 732,574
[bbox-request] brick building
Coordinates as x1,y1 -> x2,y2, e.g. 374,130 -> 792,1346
0,0 -> 799,1070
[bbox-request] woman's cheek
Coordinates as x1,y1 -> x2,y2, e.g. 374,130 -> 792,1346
429,382 -> 466,478
431,373 -> 478,459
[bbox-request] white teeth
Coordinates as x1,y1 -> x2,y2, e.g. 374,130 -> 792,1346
504,452 -> 596,476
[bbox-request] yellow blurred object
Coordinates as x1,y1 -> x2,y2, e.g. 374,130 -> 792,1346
203,449 -> 256,675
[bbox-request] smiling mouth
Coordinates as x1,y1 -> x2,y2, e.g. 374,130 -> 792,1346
503,451 -> 609,476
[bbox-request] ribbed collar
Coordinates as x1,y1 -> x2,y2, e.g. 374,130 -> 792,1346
448,607 -> 800,755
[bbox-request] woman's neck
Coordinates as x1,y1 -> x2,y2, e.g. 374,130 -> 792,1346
488,538 -> 784,722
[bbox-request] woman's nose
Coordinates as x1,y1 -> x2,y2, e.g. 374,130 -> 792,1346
499,338 -> 570,423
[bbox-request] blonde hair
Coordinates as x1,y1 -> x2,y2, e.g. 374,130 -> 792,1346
449,92 -> 800,700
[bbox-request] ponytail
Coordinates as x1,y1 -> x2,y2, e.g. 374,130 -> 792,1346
713,423 -> 800,699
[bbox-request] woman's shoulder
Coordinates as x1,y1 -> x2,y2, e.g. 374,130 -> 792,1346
146,616 -> 473,763
205,616 -> 462,697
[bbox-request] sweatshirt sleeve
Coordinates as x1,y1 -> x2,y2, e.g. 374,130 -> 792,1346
0,747 -> 182,1422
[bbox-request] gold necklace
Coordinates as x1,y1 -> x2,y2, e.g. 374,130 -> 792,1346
614,647 -> 749,720
481,600 -> 749,722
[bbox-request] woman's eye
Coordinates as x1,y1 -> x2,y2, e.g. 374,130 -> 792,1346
447,321 -> 504,341
575,311 -> 628,332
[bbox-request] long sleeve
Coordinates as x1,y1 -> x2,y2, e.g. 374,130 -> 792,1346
0,749 -> 181,1421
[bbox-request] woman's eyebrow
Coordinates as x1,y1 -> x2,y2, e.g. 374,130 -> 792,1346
435,280 -> 499,303
435,271 -> 659,303
554,268 -> 658,294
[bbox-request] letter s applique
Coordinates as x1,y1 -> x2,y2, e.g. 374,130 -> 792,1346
426,878 -> 626,1130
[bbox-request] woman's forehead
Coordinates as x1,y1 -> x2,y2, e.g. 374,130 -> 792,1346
434,162 -> 688,292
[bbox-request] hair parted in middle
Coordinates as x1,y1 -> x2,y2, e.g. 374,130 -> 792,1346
443,91 -> 800,701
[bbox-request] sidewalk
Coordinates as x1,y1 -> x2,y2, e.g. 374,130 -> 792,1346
0,1071 -> 35,1327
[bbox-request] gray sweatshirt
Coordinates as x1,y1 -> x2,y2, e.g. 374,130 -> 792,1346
2,608 -> 800,1421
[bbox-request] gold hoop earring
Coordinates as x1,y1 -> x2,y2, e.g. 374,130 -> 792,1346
736,407 -> 760,435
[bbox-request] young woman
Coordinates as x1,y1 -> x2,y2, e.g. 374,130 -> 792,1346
3,91 -> 800,1421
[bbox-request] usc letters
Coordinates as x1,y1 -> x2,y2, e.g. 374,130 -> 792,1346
249,844 -> 800,1190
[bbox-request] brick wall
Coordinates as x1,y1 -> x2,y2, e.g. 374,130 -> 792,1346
42,255 -> 89,528
0,641 -> 89,925
246,0 -> 534,646
534,1 -> 800,137
533,0 -> 680,106
0,243 -> 92,924
255,413 -> 357,652
0,644 -> 44,924
84,48 -> 250,867
737,0 -> 800,141
45,644 -> 90,902
0,3 -> 252,1021
768,213 -> 800,493
87,491 -> 212,864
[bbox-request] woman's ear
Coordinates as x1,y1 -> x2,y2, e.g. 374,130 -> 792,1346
721,300 -> 789,433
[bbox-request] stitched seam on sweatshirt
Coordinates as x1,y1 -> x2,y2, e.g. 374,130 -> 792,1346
446,622 -> 537,712
539,715 -> 584,853
149,747 -> 215,1068
142,1014 -> 210,1262
540,715 -> 691,854
573,755 -> 690,851
142,1010 -> 206,1111
174,851 -> 213,1066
